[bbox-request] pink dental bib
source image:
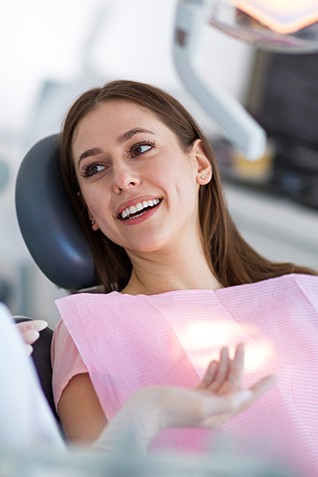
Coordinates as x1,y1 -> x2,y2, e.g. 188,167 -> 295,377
52,274 -> 318,475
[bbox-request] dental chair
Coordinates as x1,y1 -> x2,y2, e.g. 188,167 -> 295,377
16,134 -> 97,292
15,134 -> 99,422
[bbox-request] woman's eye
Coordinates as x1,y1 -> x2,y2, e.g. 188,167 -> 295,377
131,142 -> 154,158
82,163 -> 105,177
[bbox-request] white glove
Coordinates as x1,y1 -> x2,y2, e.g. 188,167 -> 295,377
15,319 -> 48,355
92,344 -> 276,454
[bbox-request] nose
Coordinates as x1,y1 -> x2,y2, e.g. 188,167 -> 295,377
112,162 -> 140,194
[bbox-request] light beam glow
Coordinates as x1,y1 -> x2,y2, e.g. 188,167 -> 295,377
171,321 -> 277,377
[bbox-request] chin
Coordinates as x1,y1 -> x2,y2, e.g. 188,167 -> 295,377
126,239 -> 169,256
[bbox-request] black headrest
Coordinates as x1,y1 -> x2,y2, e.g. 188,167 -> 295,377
15,134 -> 98,290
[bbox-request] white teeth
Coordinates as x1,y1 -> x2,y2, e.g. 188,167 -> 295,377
120,199 -> 160,219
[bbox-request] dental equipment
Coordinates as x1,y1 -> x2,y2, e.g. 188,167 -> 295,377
173,0 -> 318,160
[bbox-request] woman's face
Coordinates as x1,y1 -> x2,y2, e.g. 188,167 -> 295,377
72,100 -> 211,256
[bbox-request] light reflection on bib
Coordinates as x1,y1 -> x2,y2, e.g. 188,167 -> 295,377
170,321 -> 277,377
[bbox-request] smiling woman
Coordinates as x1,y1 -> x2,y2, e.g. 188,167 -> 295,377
52,79 -> 318,476
70,98 -> 208,266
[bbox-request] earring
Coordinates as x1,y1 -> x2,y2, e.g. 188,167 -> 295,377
91,219 -> 96,226
200,175 -> 205,180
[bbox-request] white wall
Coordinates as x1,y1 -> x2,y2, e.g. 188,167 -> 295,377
0,0 -> 253,133
0,0 -> 254,324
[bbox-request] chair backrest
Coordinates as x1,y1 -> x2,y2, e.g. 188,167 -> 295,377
15,134 -> 98,291
15,136 -> 100,434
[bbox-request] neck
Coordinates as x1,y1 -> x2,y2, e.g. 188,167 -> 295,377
122,247 -> 221,296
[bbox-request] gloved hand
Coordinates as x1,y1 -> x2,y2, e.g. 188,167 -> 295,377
92,343 -> 276,453
15,319 -> 48,355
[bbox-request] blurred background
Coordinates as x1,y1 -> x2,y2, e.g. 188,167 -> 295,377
1,0 -> 318,326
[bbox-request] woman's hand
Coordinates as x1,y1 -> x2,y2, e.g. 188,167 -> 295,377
15,320 -> 48,355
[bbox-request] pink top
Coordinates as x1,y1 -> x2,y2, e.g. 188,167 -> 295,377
52,274 -> 318,475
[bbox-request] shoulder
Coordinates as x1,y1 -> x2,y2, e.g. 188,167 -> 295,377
54,291 -> 122,328
55,291 -> 155,322
52,319 -> 88,408
217,273 -> 318,308
51,319 -> 79,363
269,273 -> 318,292
234,273 -> 317,293
289,273 -> 318,310
55,291 -> 125,312
250,273 -> 318,311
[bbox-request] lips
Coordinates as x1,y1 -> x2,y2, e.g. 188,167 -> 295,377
118,198 -> 161,220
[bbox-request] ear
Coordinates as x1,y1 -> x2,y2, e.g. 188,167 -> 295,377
192,139 -> 212,185
78,191 -> 99,231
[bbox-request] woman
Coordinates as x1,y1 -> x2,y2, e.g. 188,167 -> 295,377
52,80 -> 318,473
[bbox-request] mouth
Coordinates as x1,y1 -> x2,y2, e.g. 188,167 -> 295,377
118,198 -> 162,221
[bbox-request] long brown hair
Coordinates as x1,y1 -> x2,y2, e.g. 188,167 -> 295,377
60,79 -> 316,292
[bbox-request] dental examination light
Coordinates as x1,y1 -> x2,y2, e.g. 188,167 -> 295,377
173,0 -> 318,160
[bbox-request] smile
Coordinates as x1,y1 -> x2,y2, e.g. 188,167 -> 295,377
119,198 -> 161,220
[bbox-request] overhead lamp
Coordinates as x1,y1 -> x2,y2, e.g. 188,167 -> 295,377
234,0 -> 318,35
173,0 -> 318,160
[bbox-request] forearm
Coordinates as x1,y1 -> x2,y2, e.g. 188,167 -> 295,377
92,387 -> 164,454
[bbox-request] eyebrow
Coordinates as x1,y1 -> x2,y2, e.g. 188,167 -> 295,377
77,128 -> 155,165
78,147 -> 103,164
117,127 -> 155,143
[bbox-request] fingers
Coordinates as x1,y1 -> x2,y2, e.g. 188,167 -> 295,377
159,371 -> 277,430
199,343 -> 274,404
207,347 -> 230,391
156,386 -> 249,429
199,360 -> 218,388
227,342 -> 245,386
227,374 -> 277,417
24,344 -> 33,356
16,320 -> 48,347
217,343 -> 245,394
245,374 -> 277,408
197,388 -> 254,427
21,329 -> 40,346
32,319 -> 48,332
201,344 -> 245,394
205,388 -> 253,415
16,320 -> 48,334
201,374 -> 276,427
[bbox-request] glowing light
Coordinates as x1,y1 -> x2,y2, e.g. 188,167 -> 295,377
234,0 -> 318,34
172,321 -> 277,376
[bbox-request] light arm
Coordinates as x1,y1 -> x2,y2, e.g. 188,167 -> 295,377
173,0 -> 267,160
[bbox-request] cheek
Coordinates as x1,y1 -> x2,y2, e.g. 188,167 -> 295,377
81,181 -> 108,204
82,190 -> 111,222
